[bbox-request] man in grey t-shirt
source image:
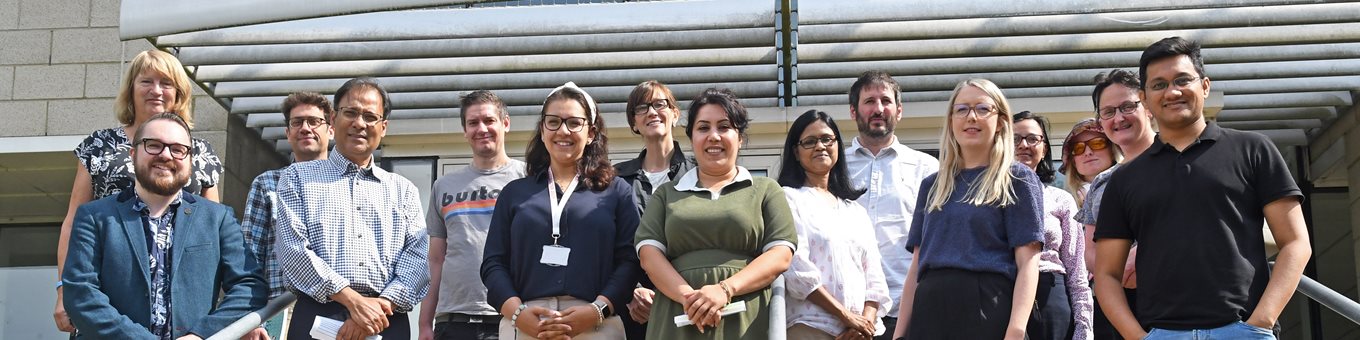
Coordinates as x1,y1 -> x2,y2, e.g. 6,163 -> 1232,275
419,91 -> 526,340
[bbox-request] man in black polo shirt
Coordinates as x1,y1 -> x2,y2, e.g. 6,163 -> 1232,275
1092,37 -> 1311,339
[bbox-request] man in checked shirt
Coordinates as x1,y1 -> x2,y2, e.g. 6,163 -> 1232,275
240,92 -> 333,339
274,77 -> 431,340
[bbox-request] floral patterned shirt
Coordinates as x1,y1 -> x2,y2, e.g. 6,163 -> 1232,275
74,127 -> 222,199
132,192 -> 183,340
782,186 -> 892,337
1039,185 -> 1093,340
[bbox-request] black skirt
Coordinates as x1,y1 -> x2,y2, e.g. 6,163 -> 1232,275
909,268 -> 1016,339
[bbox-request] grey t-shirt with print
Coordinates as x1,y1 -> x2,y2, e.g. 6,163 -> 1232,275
426,159 -> 527,316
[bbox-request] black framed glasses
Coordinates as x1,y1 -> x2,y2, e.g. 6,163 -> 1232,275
1097,101 -> 1141,120
137,138 -> 191,160
543,114 -> 588,133
952,103 -> 997,118
1014,134 -> 1044,147
338,108 -> 384,125
798,135 -> 836,149
633,99 -> 671,116
1070,137 -> 1110,156
288,116 -> 328,129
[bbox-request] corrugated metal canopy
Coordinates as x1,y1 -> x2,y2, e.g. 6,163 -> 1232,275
124,0 -> 1358,159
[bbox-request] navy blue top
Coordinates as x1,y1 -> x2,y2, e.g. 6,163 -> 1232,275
481,173 -> 642,310
905,163 -> 1045,280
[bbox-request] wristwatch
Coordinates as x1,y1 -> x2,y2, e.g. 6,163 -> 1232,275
591,299 -> 613,318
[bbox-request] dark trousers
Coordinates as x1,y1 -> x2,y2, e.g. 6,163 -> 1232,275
1092,288 -> 1137,340
621,304 -> 647,340
874,317 -> 898,340
909,269 -> 1015,339
288,297 -> 410,340
434,319 -> 499,340
1028,272 -> 1075,340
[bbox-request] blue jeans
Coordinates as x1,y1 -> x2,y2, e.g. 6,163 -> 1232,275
1144,321 -> 1274,339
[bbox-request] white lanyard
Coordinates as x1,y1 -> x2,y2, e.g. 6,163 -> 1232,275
547,168 -> 579,246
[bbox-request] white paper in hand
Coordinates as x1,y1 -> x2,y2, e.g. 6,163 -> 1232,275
310,315 -> 383,340
673,301 -> 747,327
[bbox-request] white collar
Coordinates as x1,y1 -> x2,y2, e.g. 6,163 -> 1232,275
674,166 -> 753,200
848,135 -> 908,157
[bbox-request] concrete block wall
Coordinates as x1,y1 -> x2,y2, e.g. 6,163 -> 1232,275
0,0 -> 285,213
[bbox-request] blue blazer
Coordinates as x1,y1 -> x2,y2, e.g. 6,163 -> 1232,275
63,190 -> 267,339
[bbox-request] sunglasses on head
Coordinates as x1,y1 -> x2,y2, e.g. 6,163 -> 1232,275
1070,137 -> 1110,156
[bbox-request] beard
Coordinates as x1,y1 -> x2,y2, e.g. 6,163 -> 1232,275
857,114 -> 895,138
135,160 -> 190,196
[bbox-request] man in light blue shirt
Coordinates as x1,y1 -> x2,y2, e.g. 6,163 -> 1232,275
842,71 -> 940,340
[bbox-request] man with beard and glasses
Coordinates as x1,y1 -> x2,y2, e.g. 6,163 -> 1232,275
241,92 -> 334,339
274,77 -> 430,340
843,71 -> 939,340
63,113 -> 267,339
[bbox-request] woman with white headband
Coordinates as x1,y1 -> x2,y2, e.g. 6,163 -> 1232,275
481,82 -> 641,339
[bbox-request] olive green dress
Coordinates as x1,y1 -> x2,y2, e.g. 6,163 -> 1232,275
634,169 -> 797,339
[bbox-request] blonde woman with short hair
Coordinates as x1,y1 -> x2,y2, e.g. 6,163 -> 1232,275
892,79 -> 1045,340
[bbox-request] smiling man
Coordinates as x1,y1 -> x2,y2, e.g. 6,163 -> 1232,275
1093,37 -> 1310,340
273,78 -> 430,340
63,113 -> 266,339
418,90 -> 525,340
240,92 -> 334,339
842,71 -> 939,340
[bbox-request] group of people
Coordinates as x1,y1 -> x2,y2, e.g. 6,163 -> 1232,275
52,36 -> 1309,340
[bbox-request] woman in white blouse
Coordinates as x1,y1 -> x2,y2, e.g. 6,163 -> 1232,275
777,110 -> 891,340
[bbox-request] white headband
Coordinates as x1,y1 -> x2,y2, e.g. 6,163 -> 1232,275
546,81 -> 597,123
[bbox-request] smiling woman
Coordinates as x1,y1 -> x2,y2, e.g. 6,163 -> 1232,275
481,82 -> 639,340
634,88 -> 797,340
53,50 -> 224,335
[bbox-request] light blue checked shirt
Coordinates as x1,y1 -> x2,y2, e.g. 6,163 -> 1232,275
241,169 -> 287,299
272,155 -> 430,312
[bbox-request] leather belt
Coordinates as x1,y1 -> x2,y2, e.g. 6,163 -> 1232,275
435,313 -> 498,324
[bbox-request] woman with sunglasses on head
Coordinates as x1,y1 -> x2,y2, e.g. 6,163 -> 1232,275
634,88 -> 797,339
892,79 -> 1045,340
778,110 -> 890,340
613,81 -> 695,339
1076,69 -> 1155,340
481,82 -> 640,339
1014,111 -> 1094,340
54,49 -> 224,334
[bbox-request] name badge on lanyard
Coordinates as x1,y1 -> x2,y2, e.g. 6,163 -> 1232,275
542,168 -> 577,267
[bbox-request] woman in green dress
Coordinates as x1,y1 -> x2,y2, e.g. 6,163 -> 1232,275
634,88 -> 798,339
633,87 -> 794,337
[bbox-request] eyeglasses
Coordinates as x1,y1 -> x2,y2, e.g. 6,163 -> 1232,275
1014,134 -> 1044,147
633,99 -> 671,116
1098,101 -> 1141,120
1070,137 -> 1110,156
1147,75 -> 1201,92
288,116 -> 328,129
543,114 -> 588,133
137,138 -> 191,160
798,135 -> 836,149
952,103 -> 997,118
338,108 -> 384,125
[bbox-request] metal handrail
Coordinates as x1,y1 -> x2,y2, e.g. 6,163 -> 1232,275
1294,274 -> 1360,325
206,292 -> 297,340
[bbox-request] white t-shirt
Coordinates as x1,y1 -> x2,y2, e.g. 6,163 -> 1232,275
644,169 -> 670,194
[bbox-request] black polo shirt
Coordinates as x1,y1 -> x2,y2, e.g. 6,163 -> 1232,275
1095,122 -> 1301,330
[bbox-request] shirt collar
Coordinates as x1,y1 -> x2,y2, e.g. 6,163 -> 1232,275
1150,121 -> 1222,155
673,166 -> 753,199
848,135 -> 906,157
618,140 -> 690,175
130,190 -> 184,215
329,154 -> 382,181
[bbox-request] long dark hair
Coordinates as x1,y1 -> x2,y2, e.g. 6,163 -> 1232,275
1012,110 -> 1057,184
777,110 -> 866,201
524,86 -> 615,191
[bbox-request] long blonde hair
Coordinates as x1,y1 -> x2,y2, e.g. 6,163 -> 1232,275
926,79 -> 1017,212
115,50 -> 194,128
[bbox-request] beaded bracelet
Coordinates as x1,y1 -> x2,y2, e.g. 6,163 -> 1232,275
510,303 -> 528,324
